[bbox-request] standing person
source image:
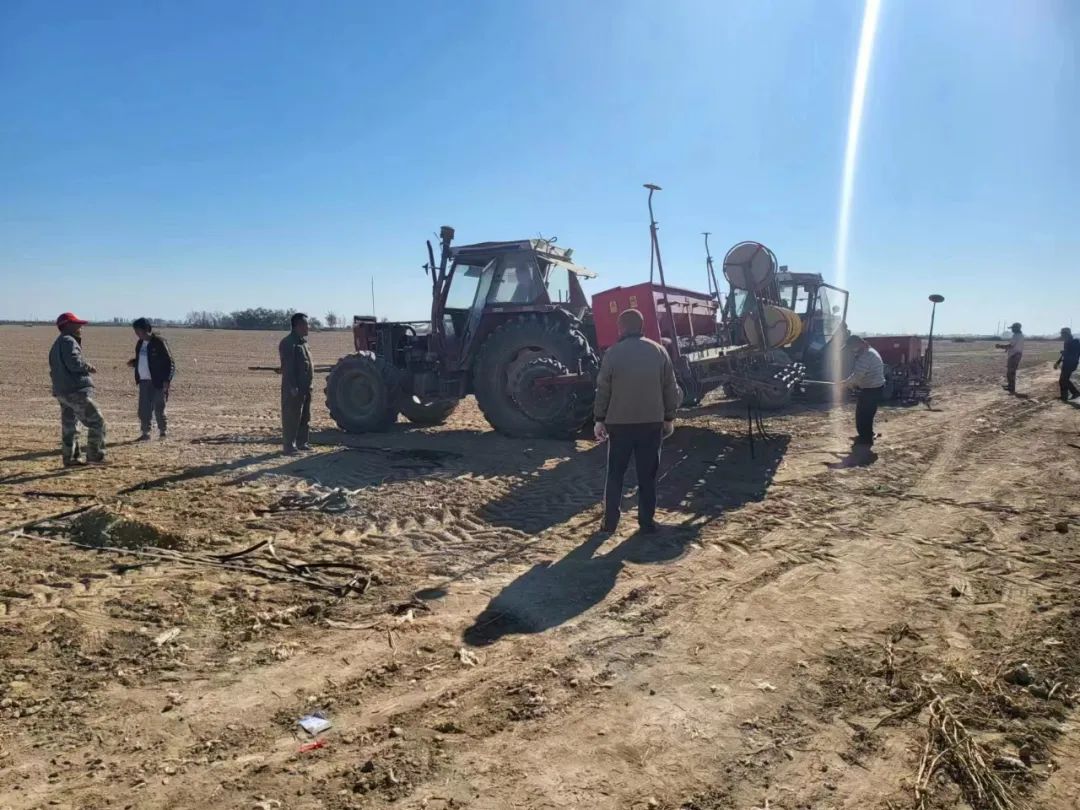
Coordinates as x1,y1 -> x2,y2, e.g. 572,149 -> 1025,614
593,309 -> 680,534
48,313 -> 107,465
127,318 -> 175,440
844,335 -> 886,455
279,312 -> 314,455
1054,327 -> 1080,401
996,322 -> 1024,393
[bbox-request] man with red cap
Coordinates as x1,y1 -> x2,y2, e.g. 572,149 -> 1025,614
48,313 -> 107,465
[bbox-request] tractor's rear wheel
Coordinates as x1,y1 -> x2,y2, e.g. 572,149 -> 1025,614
474,315 -> 597,438
325,353 -> 400,433
399,395 -> 460,426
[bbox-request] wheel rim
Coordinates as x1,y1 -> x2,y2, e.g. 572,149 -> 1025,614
341,370 -> 378,416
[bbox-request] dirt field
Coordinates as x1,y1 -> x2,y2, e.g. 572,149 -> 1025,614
1,325 -> 1078,810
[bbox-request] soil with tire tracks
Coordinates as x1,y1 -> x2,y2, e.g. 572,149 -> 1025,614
0,325 -> 1077,810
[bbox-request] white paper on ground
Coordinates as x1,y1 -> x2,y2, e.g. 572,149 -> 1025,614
298,715 -> 332,735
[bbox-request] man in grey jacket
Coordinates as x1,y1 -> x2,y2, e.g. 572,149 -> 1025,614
594,309 -> 680,533
48,312 -> 107,465
279,312 -> 314,455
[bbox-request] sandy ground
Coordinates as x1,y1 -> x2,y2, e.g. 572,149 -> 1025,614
1,324 -> 1078,810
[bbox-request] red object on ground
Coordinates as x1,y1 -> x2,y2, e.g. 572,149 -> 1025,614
591,283 -> 718,352
863,335 -> 923,367
298,739 -> 327,753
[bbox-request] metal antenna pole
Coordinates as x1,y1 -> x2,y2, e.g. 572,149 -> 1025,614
644,183 -> 681,359
926,294 -> 944,382
703,231 -> 718,301
647,186 -> 659,284
371,278 -> 376,319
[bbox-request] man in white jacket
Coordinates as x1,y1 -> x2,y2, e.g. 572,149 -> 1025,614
844,335 -> 886,451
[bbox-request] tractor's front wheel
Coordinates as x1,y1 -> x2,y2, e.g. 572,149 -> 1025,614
325,353 -> 400,433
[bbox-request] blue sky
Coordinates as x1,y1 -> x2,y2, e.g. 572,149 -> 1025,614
2,0 -> 1076,334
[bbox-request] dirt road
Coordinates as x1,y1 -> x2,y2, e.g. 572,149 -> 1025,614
1,326 -> 1077,810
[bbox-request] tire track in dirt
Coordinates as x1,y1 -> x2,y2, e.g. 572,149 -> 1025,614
2,357 -> 1073,809
332,382 -> 1076,809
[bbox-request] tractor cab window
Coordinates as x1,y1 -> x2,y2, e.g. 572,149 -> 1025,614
778,282 -> 811,314
487,256 -> 545,305
444,262 -> 484,311
544,262 -> 572,305
816,287 -> 842,337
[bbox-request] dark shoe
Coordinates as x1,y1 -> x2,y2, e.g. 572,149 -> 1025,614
85,455 -> 107,465
137,432 -> 151,442
600,522 -> 618,534
639,522 -> 659,534
282,446 -> 298,456
297,443 -> 312,451
63,457 -> 85,468
159,431 -> 168,439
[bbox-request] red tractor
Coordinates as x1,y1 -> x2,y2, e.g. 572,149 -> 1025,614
326,226 -> 599,439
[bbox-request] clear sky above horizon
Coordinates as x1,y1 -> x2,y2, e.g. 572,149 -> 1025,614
2,1 -> 1077,334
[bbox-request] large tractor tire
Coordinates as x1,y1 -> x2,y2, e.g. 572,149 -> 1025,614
325,353 -> 400,433
473,315 -> 597,438
399,395 -> 460,426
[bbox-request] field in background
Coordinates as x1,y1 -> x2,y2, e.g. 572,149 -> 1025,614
1,325 -> 1078,810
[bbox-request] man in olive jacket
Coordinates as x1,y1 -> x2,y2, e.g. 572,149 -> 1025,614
594,309 -> 680,533
48,312 -> 107,465
279,312 -> 314,454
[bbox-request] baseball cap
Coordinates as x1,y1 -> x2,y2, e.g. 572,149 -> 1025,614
56,312 -> 89,328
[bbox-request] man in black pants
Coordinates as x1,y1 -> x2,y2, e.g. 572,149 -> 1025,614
279,312 -> 314,454
594,309 -> 681,533
128,317 -> 175,440
1055,327 -> 1080,401
844,335 -> 886,459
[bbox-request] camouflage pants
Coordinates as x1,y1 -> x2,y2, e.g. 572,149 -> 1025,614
56,391 -> 106,462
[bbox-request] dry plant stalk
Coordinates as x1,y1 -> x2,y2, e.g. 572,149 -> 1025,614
914,688 -> 1027,810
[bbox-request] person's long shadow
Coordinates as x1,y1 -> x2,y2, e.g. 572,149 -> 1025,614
462,525 -> 694,647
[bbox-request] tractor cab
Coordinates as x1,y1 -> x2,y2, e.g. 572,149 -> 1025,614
774,271 -> 849,363
771,270 -> 850,386
436,239 -> 594,371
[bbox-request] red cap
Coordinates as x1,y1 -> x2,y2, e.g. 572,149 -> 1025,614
56,312 -> 89,329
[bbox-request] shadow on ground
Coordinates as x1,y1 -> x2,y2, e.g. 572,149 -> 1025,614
464,427 -> 789,645
119,452 -> 281,493
480,425 -> 789,534
462,522 -> 736,647
1,449 -> 57,462
249,428 -> 576,491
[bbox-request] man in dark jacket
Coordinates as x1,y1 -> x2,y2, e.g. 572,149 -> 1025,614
279,312 -> 314,454
48,312 -> 106,465
1055,327 -> 1080,401
127,317 -> 176,440
594,309 -> 680,533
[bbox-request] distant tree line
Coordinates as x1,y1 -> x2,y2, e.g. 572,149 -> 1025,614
184,308 -> 335,330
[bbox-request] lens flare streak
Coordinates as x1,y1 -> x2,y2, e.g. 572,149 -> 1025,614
836,0 -> 882,289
